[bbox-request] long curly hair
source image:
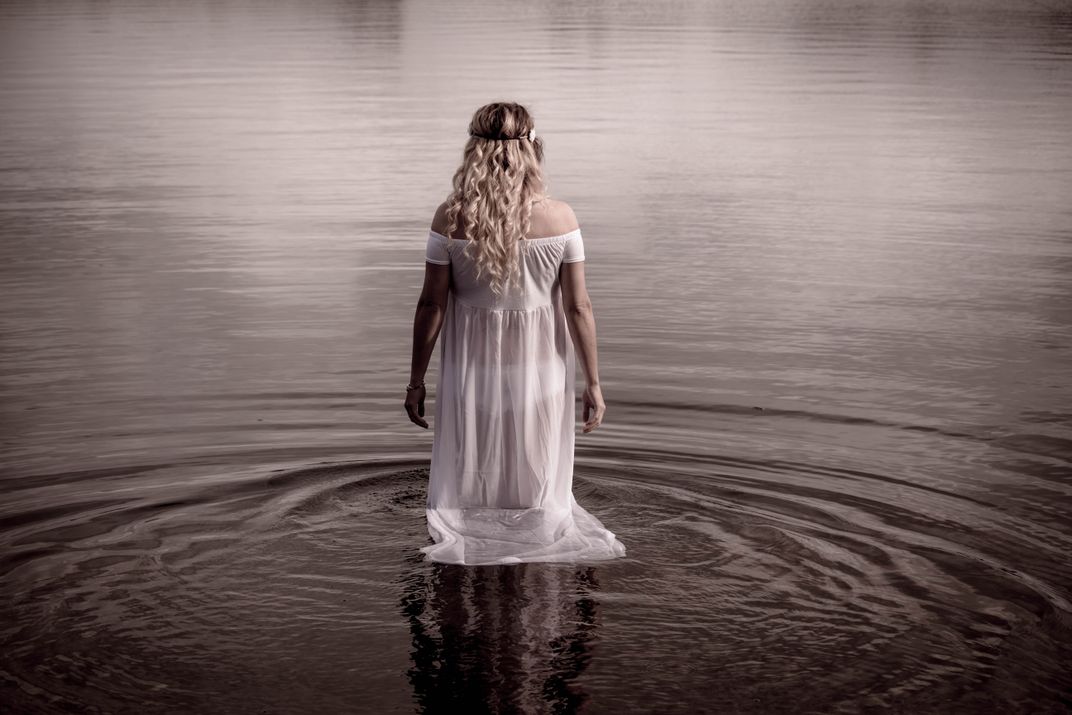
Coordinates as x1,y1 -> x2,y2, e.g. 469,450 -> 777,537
442,102 -> 549,298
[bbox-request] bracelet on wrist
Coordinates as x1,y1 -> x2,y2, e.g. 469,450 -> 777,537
406,379 -> 425,391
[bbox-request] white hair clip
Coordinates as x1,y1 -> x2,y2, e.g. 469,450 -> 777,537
528,128 -> 536,141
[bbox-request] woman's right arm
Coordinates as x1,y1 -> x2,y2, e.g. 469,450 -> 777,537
560,259 -> 606,433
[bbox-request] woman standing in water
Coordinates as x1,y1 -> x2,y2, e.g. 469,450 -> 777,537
405,101 -> 626,566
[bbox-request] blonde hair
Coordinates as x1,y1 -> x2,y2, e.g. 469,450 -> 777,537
442,102 -> 549,298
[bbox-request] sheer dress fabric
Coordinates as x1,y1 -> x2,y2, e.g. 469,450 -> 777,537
421,227 -> 626,565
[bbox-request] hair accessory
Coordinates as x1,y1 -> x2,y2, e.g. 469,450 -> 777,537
470,128 -> 536,141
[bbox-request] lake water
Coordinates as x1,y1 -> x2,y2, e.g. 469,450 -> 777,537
1,0 -> 1071,712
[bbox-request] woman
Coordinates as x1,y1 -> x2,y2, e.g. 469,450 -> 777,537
405,102 -> 626,566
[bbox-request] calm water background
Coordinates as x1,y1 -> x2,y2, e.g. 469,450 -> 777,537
2,0 -> 1072,712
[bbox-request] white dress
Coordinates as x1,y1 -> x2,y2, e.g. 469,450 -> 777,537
420,226 -> 627,566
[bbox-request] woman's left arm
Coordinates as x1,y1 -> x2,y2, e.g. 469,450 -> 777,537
405,262 -> 450,428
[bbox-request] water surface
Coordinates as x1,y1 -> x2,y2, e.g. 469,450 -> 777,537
2,0 -> 1071,712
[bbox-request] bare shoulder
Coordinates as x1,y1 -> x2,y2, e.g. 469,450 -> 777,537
430,201 -> 450,235
550,199 -> 579,230
433,198 -> 580,238
531,198 -> 580,237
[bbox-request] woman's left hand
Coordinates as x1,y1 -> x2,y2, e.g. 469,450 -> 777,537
405,385 -> 428,428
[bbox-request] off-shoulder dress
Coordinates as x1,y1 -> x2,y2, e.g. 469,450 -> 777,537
421,227 -> 627,566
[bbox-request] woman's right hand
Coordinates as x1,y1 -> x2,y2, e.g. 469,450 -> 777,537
581,383 -> 605,433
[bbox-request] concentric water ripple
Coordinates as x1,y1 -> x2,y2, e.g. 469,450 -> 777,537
2,431 -> 1070,713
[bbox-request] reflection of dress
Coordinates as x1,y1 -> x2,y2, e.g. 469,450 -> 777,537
421,227 -> 626,565
400,559 -> 601,711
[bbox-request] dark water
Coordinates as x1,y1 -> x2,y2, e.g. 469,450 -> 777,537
2,0 -> 1072,712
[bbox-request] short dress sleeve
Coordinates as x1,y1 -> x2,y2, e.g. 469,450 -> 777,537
425,231 -> 451,265
561,231 -> 585,264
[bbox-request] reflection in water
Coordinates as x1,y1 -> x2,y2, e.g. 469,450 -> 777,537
400,555 -> 600,714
